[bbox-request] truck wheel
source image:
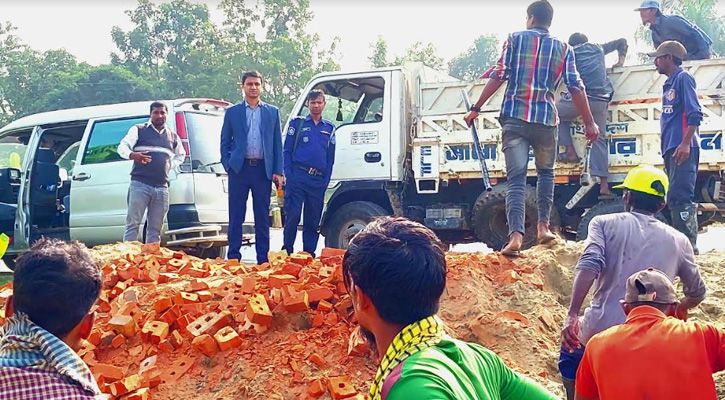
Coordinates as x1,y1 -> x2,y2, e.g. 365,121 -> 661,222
2,256 -> 16,271
324,201 -> 388,249
472,186 -> 560,251
576,198 -> 667,241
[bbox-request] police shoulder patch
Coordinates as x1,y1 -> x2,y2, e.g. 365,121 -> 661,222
288,126 -> 295,136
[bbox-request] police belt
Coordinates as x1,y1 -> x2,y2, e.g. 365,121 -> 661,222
294,163 -> 326,177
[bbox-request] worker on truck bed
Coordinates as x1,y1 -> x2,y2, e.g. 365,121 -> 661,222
343,217 -> 559,400
464,0 -> 599,257
282,89 -> 336,257
636,0 -> 712,61
560,164 -> 706,400
651,40 -> 703,254
118,101 -> 186,245
220,70 -> 285,265
557,33 -> 628,199
575,268 -> 723,400
0,238 -> 104,399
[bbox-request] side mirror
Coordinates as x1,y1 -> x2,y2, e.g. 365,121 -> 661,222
178,164 -> 193,173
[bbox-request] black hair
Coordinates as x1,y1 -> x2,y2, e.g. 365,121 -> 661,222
342,217 -> 447,326
149,101 -> 167,113
307,89 -> 326,102
241,70 -> 264,84
527,0 -> 554,27
13,238 -> 101,338
569,33 -> 589,47
672,56 -> 683,66
629,190 -> 666,213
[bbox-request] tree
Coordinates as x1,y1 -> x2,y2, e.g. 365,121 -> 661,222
634,0 -> 725,62
392,41 -> 445,70
368,35 -> 389,68
448,35 -> 500,80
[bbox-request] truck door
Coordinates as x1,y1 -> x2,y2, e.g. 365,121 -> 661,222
70,116 -> 147,246
290,72 -> 393,181
14,126 -> 42,250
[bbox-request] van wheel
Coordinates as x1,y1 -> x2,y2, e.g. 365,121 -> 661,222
324,201 -> 388,249
472,186 -> 560,251
186,246 -> 227,260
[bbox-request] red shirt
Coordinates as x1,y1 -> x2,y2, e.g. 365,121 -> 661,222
576,306 -> 725,400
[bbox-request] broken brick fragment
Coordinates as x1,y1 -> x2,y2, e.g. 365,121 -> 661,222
174,291 -> 199,305
306,287 -> 334,303
308,353 -> 325,367
153,296 -> 173,314
141,320 -> 169,344
246,293 -> 273,326
91,363 -> 124,383
307,379 -> 326,397
283,291 -> 309,313
214,326 -> 242,351
111,334 -> 125,348
108,315 -> 137,338
269,274 -> 295,289
328,376 -> 357,399
192,334 -> 219,357
317,299 -> 333,313
240,277 -> 256,294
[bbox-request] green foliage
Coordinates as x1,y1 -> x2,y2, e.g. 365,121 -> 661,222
448,35 -> 500,80
0,0 -> 340,126
393,41 -> 445,70
368,35 -> 389,68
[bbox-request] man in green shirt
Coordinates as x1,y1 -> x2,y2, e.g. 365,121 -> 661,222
342,217 -> 559,400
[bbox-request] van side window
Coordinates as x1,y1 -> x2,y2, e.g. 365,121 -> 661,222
82,117 -> 147,165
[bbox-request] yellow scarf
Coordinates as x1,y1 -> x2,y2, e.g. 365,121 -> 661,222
369,315 -> 446,400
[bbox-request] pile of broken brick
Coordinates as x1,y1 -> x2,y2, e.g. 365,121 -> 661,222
0,244 -> 372,400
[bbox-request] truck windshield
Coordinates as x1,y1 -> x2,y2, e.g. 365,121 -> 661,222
185,111 -> 225,174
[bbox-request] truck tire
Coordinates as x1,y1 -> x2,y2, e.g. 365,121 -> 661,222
324,201 -> 388,249
472,186 -> 560,251
575,198 -> 667,241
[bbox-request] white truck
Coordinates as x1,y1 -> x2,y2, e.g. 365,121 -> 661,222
285,61 -> 725,250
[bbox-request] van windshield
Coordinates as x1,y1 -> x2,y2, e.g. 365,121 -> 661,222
185,112 -> 225,174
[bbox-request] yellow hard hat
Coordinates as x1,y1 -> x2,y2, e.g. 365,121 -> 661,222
613,165 -> 669,197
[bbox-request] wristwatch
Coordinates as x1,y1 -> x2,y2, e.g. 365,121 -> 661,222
470,105 -> 481,112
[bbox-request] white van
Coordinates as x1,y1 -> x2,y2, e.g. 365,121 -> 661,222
0,99 -> 233,268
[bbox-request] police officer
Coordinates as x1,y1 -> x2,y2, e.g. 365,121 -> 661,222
282,89 -> 336,257
651,40 -> 703,253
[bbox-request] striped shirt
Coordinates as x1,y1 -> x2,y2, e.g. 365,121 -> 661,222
0,312 -> 103,400
490,27 -> 585,127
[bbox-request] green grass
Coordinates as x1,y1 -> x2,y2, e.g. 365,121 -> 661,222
0,273 -> 11,286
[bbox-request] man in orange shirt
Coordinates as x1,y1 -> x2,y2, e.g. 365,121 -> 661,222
575,268 -> 722,400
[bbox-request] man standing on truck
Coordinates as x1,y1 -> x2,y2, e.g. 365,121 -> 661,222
559,165 -> 706,400
220,71 -> 284,265
282,89 -> 336,257
1,238 -> 104,399
557,33 -> 628,199
636,0 -> 712,61
118,101 -> 186,245
575,268 -> 724,400
343,217 -> 559,400
464,0 -> 600,257
651,40 -> 703,253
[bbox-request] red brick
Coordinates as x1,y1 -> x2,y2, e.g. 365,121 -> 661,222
306,287 -> 335,303
328,376 -> 357,399
213,326 -> 242,351
158,340 -> 175,354
317,300 -> 333,313
158,272 -> 180,284
109,281 -> 127,300
240,277 -> 256,294
185,279 -> 209,292
246,294 -> 273,326
162,357 -> 194,384
110,374 -> 140,398
196,290 -> 213,302
138,355 -> 157,375
307,379 -> 326,397
120,387 -> 149,400
311,313 -> 324,328
140,367 -> 162,388
187,267 -> 208,278
283,290 -> 309,313
159,304 -> 182,326
192,334 -> 219,357
269,274 -> 295,289
170,330 -> 184,348
186,310 -> 233,337
308,353 -> 325,367
174,291 -> 199,305
321,248 -> 346,258
111,334 -> 125,348
176,313 -> 194,330
108,315 -> 137,338
225,258 -> 240,267
87,330 -> 103,346
154,296 -> 173,314
92,363 -> 124,383
325,313 -> 339,325
289,253 -> 313,266
168,258 -> 186,269
280,262 -> 303,278
141,320 -> 169,344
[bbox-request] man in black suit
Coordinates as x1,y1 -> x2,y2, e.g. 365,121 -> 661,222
220,71 -> 284,264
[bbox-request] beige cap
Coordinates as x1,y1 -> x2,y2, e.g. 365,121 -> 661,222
648,40 -> 687,60
624,268 -> 678,304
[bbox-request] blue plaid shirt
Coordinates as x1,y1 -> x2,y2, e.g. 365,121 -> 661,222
490,27 -> 585,127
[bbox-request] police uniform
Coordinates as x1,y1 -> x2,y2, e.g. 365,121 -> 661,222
282,115 -> 336,256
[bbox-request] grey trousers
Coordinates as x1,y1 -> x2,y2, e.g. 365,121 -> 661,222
124,180 -> 169,244
501,116 -> 557,236
557,98 -> 609,178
